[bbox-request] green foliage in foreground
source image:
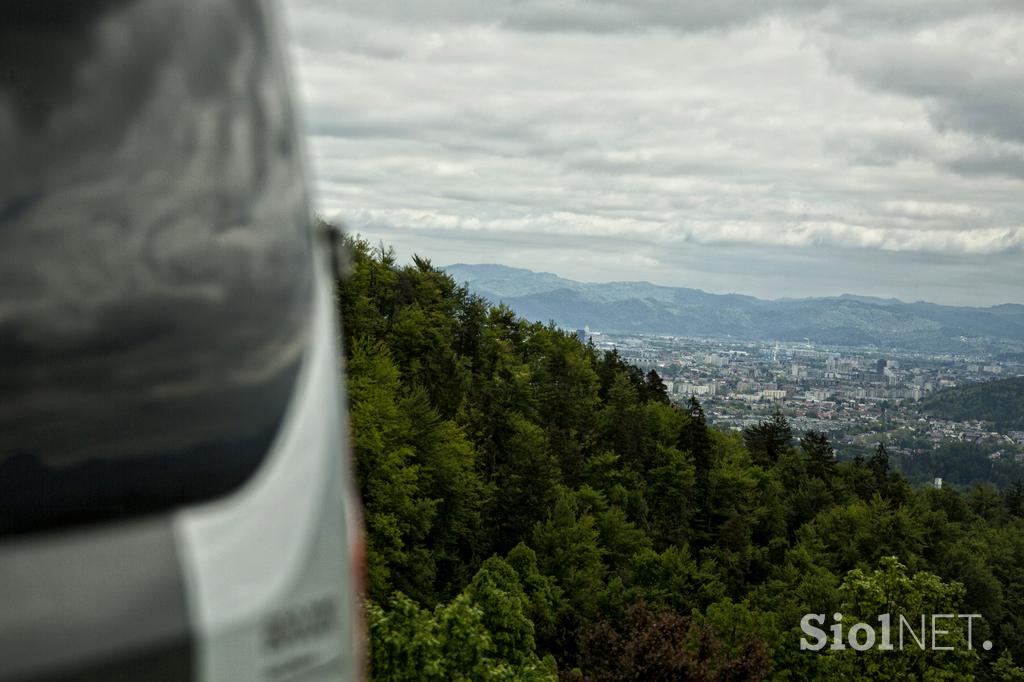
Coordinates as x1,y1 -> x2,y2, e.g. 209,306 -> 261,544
823,556 -> 979,680
337,235 -> 1024,680
366,556 -> 556,681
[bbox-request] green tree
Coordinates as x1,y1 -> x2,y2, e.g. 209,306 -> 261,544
646,444 -> 696,549
643,368 -> 671,404
347,338 -> 437,601
367,590 -> 555,681
489,414 -> 561,553
679,397 -> 714,545
1004,481 -> 1024,518
744,410 -> 793,465
463,557 -> 542,669
821,556 -> 979,680
506,543 -> 563,651
531,489 -> 607,660
800,430 -> 836,480
868,442 -> 890,487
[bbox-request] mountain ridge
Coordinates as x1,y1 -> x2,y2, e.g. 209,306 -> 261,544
443,263 -> 1024,352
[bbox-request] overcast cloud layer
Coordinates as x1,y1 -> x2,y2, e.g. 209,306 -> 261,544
282,1 -> 1024,306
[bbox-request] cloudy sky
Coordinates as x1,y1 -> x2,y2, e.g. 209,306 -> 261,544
282,1 -> 1024,306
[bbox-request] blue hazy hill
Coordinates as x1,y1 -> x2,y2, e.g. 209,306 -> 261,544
444,264 -> 1024,352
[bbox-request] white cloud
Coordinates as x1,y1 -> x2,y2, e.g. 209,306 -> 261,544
282,0 -> 1024,305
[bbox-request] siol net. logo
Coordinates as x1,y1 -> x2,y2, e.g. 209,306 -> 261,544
800,612 -> 991,652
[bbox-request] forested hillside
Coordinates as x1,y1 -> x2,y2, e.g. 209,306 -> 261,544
337,236 -> 1024,680
922,376 -> 1024,431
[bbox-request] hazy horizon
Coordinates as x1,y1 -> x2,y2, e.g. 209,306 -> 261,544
439,260 -> 1023,309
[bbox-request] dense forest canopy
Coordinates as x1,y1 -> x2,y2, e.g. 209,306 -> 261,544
335,232 -> 1024,681
922,376 -> 1024,431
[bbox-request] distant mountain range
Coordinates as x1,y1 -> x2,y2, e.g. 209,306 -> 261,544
443,264 -> 1024,352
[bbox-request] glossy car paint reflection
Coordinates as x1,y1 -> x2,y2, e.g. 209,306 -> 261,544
0,0 -> 313,534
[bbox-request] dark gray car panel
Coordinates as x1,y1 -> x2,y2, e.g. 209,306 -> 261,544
0,519 -> 192,681
0,0 -> 314,536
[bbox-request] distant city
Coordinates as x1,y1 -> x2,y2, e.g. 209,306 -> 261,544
578,327 -> 1024,466
444,263 -> 1024,485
